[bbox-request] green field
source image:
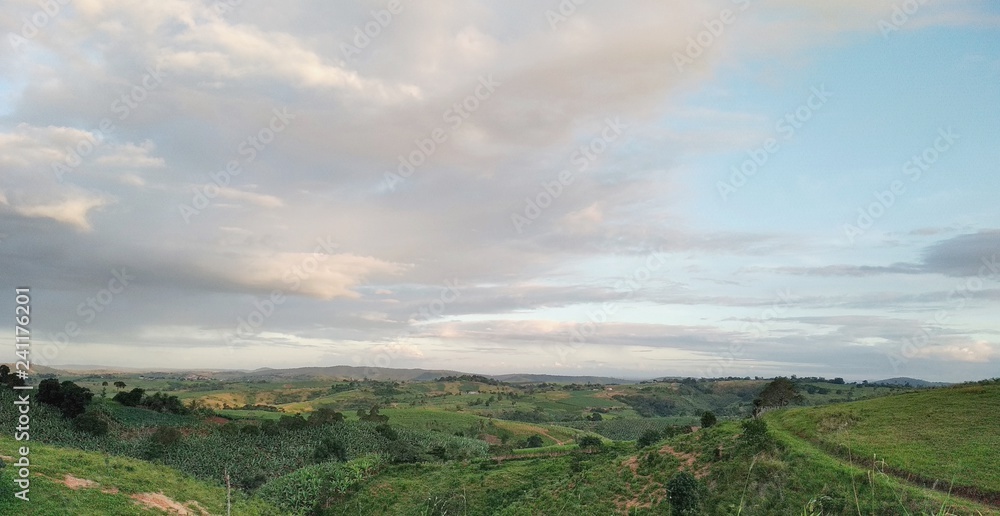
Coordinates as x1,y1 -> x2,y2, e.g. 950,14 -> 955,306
770,383 -> 1000,499
0,438 -> 278,515
6,370 -> 998,515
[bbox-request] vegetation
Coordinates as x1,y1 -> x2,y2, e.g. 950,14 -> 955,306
1,369 -> 996,514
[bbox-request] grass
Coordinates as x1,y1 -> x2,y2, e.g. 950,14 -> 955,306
0,438 -> 279,515
770,383 -> 1000,496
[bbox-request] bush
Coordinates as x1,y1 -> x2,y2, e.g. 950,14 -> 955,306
113,388 -> 145,407
578,435 -> 603,450
72,411 -> 109,436
36,379 -> 94,419
700,411 -> 717,428
524,434 -> 544,448
313,436 -> 348,463
739,418 -> 772,452
666,471 -> 700,515
636,429 -> 661,448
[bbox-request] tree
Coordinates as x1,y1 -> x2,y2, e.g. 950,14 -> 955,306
113,381 -> 126,390
578,435 -> 603,450
113,387 -> 145,407
753,377 -> 802,416
700,411 -> 717,428
358,405 -> 389,424
666,471 -> 700,515
37,379 -> 93,418
59,381 -> 94,418
636,429 -> 661,448
524,434 -> 544,448
308,406 -> 344,426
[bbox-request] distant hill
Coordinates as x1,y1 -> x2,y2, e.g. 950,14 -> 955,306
867,377 -> 951,387
215,365 -> 470,382
489,373 -> 637,385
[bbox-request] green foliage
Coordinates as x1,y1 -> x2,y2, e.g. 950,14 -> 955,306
636,428 -> 661,448
700,410 -> 717,428
524,434 -> 544,448
313,436 -> 347,463
358,405 -> 389,423
559,417 -> 696,441
113,387 -> 145,407
308,406 -> 344,426
577,435 -> 603,450
36,379 -> 94,418
666,471 -> 701,515
278,413 -> 308,431
739,418 -> 772,452
754,377 -> 803,415
255,455 -> 385,515
71,410 -> 110,436
612,394 -> 677,417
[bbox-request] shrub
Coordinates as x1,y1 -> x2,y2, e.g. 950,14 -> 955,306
313,436 -> 348,463
36,379 -> 94,419
578,435 -> 603,450
700,411 -> 717,428
72,411 -> 109,436
524,434 -> 544,448
666,471 -> 700,515
739,418 -> 772,452
636,428 -> 661,448
151,426 -> 184,447
113,388 -> 145,407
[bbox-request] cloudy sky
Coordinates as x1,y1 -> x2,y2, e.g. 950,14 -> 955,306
1,0 -> 998,382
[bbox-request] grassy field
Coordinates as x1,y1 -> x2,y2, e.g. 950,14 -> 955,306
0,438 -> 278,515
19,371 -> 997,514
770,383 -> 1000,499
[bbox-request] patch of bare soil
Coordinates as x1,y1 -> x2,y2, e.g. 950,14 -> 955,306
62,475 -> 99,490
131,492 -> 209,515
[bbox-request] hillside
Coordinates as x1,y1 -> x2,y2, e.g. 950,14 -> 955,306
769,382 -> 1000,505
0,439 -> 278,515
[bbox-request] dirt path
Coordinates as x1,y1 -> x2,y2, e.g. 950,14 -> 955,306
534,427 -> 569,446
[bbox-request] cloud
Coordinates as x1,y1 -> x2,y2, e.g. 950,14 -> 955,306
761,230 -> 1000,278
11,194 -> 111,231
202,252 -> 408,300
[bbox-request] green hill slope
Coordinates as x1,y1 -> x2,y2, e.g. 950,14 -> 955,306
769,382 -> 1000,504
0,438 -> 279,515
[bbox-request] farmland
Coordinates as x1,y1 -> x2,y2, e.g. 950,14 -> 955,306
1,366 -> 997,514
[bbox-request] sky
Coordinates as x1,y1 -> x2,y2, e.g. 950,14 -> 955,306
1,0 -> 998,382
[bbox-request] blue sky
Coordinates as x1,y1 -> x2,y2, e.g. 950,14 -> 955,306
0,0 -> 998,381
